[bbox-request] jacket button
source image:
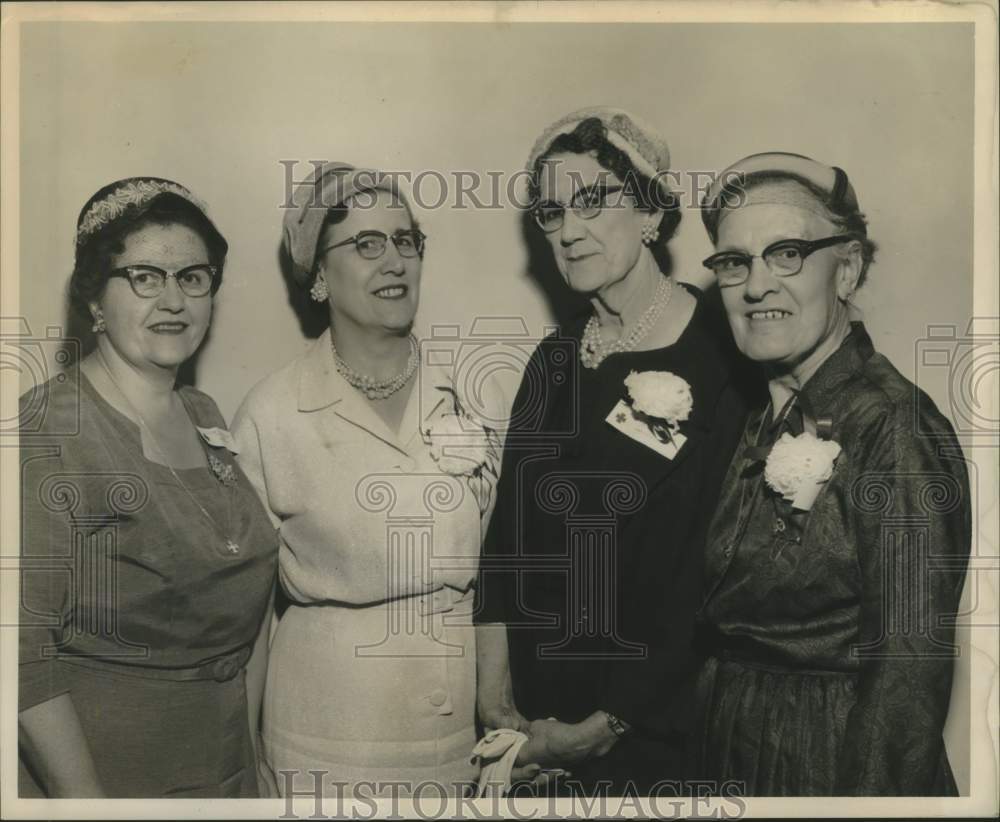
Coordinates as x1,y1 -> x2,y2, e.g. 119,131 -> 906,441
428,689 -> 448,707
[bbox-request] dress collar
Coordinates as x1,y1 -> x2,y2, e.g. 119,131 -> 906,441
296,329 -> 454,455
746,322 -> 874,434
297,329 -> 349,413
798,321 -> 875,414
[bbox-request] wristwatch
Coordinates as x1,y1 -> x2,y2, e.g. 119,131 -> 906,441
604,710 -> 632,738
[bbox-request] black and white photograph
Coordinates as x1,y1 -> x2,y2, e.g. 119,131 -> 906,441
1,2 -> 997,819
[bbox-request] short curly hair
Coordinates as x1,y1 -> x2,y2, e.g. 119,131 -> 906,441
527,117 -> 681,273
70,188 -> 228,319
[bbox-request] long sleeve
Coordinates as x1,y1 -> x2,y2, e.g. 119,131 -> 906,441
835,401 -> 970,794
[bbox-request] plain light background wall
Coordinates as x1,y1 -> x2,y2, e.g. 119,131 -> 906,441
18,23 -> 973,420
16,21 -> 975,789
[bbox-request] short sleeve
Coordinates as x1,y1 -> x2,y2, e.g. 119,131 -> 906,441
19,438 -> 73,711
474,346 -> 542,626
232,392 -> 282,531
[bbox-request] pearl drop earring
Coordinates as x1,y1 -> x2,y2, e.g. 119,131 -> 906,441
641,219 -> 660,245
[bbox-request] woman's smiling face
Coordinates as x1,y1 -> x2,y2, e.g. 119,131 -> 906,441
315,189 -> 421,335
93,222 -> 214,374
716,199 -> 857,373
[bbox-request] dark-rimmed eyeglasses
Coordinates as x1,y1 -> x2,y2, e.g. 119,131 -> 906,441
109,264 -> 218,298
531,185 -> 629,233
702,235 -> 855,287
322,229 -> 426,260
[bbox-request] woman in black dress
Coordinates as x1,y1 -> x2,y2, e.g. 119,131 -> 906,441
693,152 -> 970,795
474,108 -> 748,794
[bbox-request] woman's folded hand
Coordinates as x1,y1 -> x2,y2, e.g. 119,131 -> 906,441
477,699 -> 530,735
514,714 -> 619,769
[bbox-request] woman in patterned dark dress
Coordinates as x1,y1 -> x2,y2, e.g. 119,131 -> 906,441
693,152 -> 970,796
475,108 -> 748,794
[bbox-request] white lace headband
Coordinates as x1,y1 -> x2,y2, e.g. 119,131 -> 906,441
76,179 -> 206,244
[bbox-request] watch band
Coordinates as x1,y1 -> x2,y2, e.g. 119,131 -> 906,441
604,711 -> 631,738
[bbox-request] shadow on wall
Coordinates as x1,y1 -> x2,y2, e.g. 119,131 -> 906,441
278,241 -> 328,340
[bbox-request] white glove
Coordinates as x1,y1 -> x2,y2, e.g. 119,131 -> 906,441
470,728 -> 529,798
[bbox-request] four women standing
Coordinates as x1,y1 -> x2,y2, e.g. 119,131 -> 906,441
18,132 -> 970,799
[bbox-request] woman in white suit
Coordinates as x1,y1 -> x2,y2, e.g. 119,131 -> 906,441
233,163 -> 503,797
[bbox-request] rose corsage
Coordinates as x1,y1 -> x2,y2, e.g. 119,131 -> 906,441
764,430 -> 841,511
625,370 -> 693,442
607,370 -> 693,459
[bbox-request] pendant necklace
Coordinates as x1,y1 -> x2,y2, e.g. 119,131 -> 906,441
95,351 -> 241,555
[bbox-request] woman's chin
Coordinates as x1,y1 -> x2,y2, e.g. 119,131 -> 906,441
563,269 -> 608,295
738,338 -> 797,365
377,313 -> 417,335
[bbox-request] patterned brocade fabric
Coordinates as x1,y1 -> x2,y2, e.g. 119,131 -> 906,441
693,323 -> 970,796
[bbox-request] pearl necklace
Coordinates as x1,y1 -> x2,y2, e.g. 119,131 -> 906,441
330,332 -> 418,401
579,276 -> 675,369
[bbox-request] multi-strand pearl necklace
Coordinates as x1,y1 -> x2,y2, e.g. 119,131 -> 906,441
579,276 -> 675,369
330,333 -> 419,401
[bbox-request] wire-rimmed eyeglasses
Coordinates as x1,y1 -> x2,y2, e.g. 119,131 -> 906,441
322,229 -> 426,260
108,264 -> 218,298
702,235 -> 855,287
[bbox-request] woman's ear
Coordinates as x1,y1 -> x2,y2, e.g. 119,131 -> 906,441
836,240 -> 863,300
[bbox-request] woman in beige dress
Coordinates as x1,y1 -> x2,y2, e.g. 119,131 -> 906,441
233,163 -> 503,798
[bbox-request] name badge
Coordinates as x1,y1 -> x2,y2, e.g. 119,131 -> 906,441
605,399 -> 686,460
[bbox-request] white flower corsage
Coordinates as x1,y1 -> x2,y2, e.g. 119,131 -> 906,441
764,431 -> 842,511
422,387 -> 501,516
624,369 -> 693,444
424,413 -> 491,477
